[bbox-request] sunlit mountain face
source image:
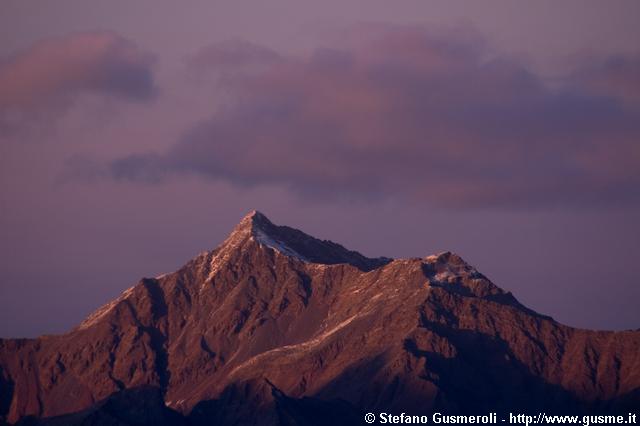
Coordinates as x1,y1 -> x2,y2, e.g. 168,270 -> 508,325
1,212 -> 638,425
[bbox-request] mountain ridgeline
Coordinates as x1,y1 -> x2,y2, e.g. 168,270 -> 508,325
0,211 -> 639,425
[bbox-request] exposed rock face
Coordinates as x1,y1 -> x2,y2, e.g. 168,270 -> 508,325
1,211 -> 639,425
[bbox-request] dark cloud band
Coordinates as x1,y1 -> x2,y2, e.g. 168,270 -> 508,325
109,26 -> 640,208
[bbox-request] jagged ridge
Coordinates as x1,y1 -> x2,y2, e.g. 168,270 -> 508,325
1,211 -> 639,425
234,210 -> 391,270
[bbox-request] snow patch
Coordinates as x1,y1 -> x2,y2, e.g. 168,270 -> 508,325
434,271 -> 456,283
253,229 -> 307,261
227,314 -> 357,378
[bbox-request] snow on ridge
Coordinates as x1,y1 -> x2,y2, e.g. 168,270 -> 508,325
77,286 -> 135,329
253,228 -> 308,261
202,216 -> 254,288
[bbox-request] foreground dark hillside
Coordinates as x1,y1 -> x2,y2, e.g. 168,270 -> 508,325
1,211 -> 639,425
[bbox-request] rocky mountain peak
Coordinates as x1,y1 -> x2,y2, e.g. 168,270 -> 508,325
234,209 -> 270,231
220,210 -> 391,271
2,211 -> 639,425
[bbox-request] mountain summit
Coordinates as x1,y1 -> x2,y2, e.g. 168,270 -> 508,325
225,210 -> 391,271
1,211 -> 639,425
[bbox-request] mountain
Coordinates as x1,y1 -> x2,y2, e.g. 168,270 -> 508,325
1,211 -> 639,425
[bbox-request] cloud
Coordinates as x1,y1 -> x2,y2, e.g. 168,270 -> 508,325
108,26 -> 640,208
571,54 -> 640,103
0,31 -> 157,132
187,39 -> 282,74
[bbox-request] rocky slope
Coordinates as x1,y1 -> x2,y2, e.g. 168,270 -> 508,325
1,211 -> 639,425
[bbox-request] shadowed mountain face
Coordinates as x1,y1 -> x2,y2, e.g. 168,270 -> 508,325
1,211 -> 639,425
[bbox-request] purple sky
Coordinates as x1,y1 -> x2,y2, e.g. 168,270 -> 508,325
1,0 -> 639,337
